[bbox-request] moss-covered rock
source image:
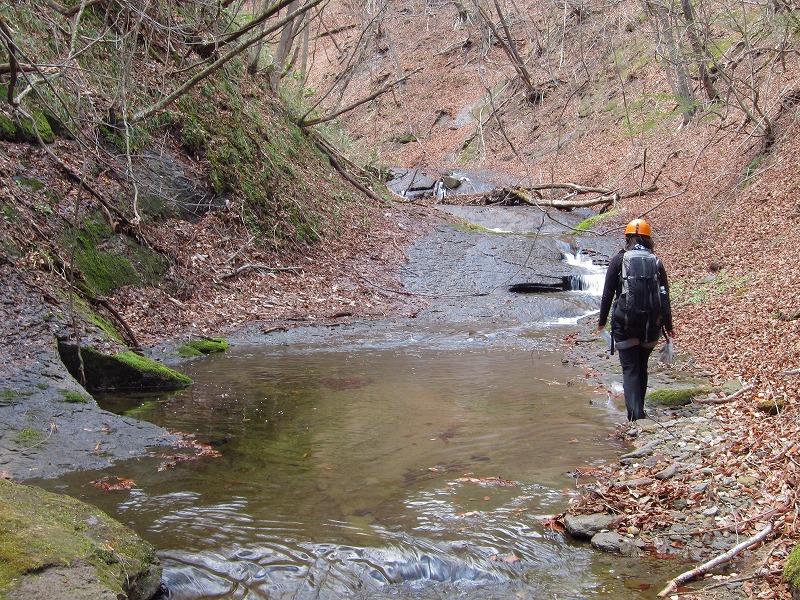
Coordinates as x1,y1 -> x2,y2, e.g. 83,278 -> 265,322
0,108 -> 55,144
17,110 -> 55,144
179,337 -> 228,356
0,111 -> 16,141
0,478 -> 161,600
757,397 -> 786,415
785,542 -> 800,598
58,342 -> 192,391
646,386 -> 712,407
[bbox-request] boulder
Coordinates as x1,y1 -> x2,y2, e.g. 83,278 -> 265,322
563,513 -> 617,540
0,478 -> 162,599
590,531 -> 645,557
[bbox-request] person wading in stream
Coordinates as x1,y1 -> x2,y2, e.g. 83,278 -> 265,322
597,218 -> 675,422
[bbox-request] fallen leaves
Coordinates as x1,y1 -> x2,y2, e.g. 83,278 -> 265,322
454,475 -> 518,487
90,476 -> 135,492
156,431 -> 223,471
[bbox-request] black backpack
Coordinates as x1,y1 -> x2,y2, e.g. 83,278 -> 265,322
613,248 -> 662,342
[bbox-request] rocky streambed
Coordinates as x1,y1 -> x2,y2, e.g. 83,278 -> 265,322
560,323 -> 774,599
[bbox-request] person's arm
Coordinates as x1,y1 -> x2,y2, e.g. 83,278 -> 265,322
658,261 -> 675,336
598,252 -> 622,330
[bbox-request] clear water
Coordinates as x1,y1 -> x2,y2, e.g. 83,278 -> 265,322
38,330 -> 683,599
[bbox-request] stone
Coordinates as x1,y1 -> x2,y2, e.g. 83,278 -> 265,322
613,477 -> 654,489
620,440 -> 660,460
655,464 -> 678,480
590,531 -> 644,556
442,175 -> 465,189
0,479 -> 161,599
563,513 -> 618,539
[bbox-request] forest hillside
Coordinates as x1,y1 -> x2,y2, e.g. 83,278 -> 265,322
2,0 -> 800,597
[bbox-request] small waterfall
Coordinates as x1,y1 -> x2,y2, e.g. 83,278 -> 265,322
557,241 -> 607,295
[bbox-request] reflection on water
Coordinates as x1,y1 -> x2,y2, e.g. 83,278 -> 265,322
38,340 -> 681,599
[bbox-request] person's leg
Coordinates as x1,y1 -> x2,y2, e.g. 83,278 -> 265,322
636,346 -> 654,420
617,346 -> 641,421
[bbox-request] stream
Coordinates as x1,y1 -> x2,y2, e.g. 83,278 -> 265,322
38,329 -> 680,599
34,205 -> 686,598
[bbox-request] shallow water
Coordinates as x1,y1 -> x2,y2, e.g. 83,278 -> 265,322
39,327 -> 685,599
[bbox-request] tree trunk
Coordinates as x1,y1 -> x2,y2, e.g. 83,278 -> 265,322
645,0 -> 695,125
269,1 -> 300,91
680,0 -> 719,102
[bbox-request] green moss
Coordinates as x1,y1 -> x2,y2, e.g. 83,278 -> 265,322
0,111 -> 15,141
575,208 -> 620,232
394,132 -> 419,144
757,397 -> 786,415
60,213 -> 140,296
181,337 -> 229,355
179,118 -> 208,155
58,343 -> 192,391
61,390 -> 89,404
741,154 -> 766,187
671,272 -> 750,308
0,478 -> 161,599
177,345 -> 203,358
54,290 -> 126,344
454,222 -> 494,233
17,110 -> 55,144
125,238 -> 170,284
1,205 -> 15,222
646,386 -> 712,407
13,427 -> 45,447
1,389 -> 15,401
785,542 -> 800,595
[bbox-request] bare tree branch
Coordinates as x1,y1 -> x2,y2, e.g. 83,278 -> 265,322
131,0 -> 326,124
299,68 -> 420,127
0,16 -> 20,106
657,524 -> 774,598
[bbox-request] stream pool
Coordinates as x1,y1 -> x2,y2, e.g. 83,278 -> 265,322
37,325 -> 684,599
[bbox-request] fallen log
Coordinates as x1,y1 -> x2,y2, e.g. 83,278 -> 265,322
485,183 -> 657,210
656,523 -> 773,598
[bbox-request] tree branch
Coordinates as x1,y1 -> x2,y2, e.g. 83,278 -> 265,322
194,0 -> 297,58
696,383 -> 754,404
486,183 -> 658,209
657,524 -> 773,598
299,68 -> 420,127
131,0 -> 325,124
0,16 -> 20,106
221,264 -> 302,279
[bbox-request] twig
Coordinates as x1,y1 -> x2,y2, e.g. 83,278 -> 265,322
18,422 -> 58,451
94,297 -> 141,350
681,502 -> 789,536
657,523 -> 773,597
696,383 -> 754,404
299,68 -> 420,127
221,264 -> 302,279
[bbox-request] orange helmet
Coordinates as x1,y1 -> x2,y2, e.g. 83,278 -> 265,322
625,218 -> 651,237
